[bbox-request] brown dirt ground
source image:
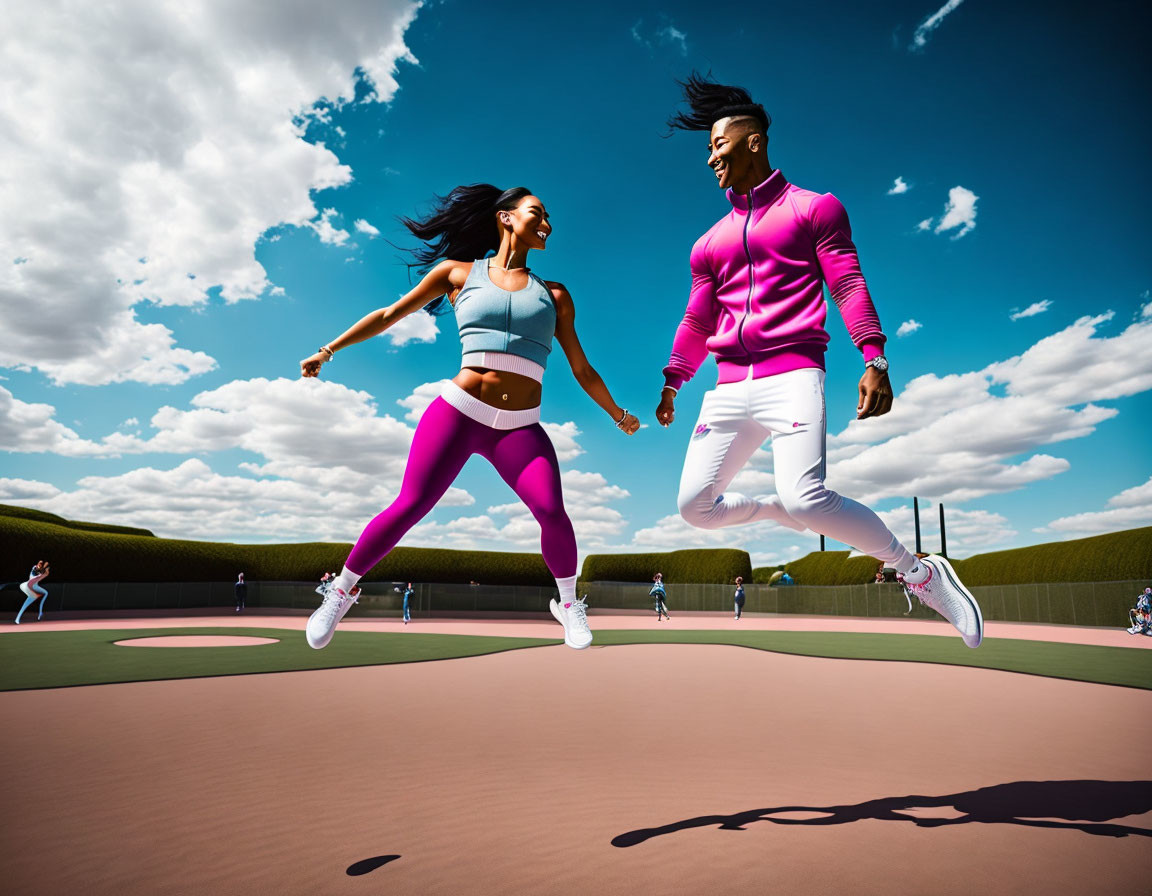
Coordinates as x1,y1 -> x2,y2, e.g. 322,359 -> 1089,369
1,615 -> 1150,895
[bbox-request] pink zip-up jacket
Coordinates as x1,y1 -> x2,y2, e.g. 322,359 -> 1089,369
663,169 -> 885,390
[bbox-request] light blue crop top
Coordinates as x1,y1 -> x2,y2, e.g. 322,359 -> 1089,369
452,259 -> 556,368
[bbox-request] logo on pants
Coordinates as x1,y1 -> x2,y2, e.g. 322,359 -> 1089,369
692,423 -> 711,440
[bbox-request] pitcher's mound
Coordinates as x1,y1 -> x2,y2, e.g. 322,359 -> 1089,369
114,636 -> 280,648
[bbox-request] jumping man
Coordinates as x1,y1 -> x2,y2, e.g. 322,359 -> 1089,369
656,73 -> 982,647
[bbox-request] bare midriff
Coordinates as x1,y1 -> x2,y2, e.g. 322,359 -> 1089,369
452,367 -> 542,411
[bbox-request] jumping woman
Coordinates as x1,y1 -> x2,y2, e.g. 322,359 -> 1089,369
300,184 -> 639,651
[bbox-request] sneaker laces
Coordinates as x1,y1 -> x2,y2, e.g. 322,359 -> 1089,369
317,586 -> 357,623
898,569 -> 933,615
567,596 -> 590,632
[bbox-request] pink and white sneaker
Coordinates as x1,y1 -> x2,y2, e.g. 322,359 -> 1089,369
550,595 -> 593,650
306,580 -> 359,650
899,555 -> 984,648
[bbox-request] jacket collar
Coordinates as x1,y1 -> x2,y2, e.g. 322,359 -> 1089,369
726,169 -> 788,211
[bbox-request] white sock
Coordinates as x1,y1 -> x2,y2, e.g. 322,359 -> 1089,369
333,567 -> 362,595
555,575 -> 577,607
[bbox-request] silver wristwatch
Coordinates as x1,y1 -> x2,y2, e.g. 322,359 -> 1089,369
865,355 -> 889,373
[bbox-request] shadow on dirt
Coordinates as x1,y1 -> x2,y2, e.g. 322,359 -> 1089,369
346,855 -> 401,875
612,780 -> 1152,847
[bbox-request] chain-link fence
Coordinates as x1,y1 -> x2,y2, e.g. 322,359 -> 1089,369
2,579 -> 1146,628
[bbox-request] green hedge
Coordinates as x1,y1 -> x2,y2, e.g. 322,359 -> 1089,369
785,551 -> 885,586
782,528 -> 1152,586
952,527 -> 1152,586
0,515 -> 553,585
0,503 -> 154,537
752,565 -> 785,584
580,549 -> 752,585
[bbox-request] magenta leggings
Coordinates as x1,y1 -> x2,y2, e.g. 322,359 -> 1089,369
345,397 -> 577,578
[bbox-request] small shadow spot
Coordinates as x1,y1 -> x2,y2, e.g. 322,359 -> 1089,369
346,855 -> 401,875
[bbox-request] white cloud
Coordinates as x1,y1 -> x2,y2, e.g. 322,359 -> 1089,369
0,385 -> 119,456
630,17 -> 688,54
19,458 -> 432,543
395,380 -> 450,422
1,377 -> 648,546
920,185 -> 978,239
910,0 -> 967,50
888,176 -> 910,195
0,0 -> 420,385
0,478 -> 62,501
896,319 -> 922,337
1010,300 -> 1052,321
876,503 -> 1016,554
623,512 -> 810,569
1040,477 -> 1152,538
657,25 -> 688,54
541,422 -> 585,463
122,417 -> 140,428
826,310 -> 1152,504
354,219 -> 381,237
309,208 -> 351,246
384,310 -> 440,346
471,469 -> 632,552
4,377 -> 486,541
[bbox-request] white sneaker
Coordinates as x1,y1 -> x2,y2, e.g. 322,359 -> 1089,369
306,582 -> 358,650
1129,626 -> 1141,635
899,555 -> 983,648
550,596 -> 593,650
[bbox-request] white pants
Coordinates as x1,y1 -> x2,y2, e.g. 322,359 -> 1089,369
677,368 -> 915,568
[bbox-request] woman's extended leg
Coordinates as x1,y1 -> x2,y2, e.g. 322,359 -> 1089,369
343,398 -> 480,578
485,423 -> 577,578
485,423 -> 591,649
306,398 -> 480,650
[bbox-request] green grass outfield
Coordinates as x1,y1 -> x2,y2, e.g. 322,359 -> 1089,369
2,627 -> 1150,692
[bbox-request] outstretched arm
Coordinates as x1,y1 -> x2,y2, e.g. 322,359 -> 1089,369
301,260 -> 465,377
550,282 -> 639,435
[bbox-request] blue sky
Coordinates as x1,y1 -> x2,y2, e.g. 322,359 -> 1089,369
2,0 -> 1150,568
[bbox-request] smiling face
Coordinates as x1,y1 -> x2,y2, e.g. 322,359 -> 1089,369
707,116 -> 766,192
499,194 -> 552,251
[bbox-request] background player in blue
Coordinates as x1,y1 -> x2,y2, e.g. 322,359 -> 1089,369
15,560 -> 49,625
650,573 -> 670,622
734,576 -> 746,620
403,582 -> 413,625
1128,587 -> 1151,635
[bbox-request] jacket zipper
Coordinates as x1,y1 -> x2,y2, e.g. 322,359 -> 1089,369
736,189 -> 754,357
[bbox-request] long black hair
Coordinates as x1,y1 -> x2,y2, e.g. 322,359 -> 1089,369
666,71 -> 771,134
399,183 -> 532,315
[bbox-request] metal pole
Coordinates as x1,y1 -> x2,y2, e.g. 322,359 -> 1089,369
819,534 -> 825,551
939,502 -> 947,557
913,497 -> 922,555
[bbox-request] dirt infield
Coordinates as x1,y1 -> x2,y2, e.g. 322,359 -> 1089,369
2,627 -> 1150,895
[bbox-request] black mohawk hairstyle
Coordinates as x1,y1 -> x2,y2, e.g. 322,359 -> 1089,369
667,71 -> 772,134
